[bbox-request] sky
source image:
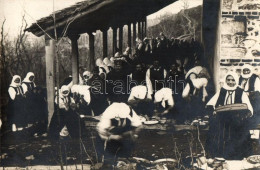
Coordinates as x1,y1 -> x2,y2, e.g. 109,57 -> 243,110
0,0 -> 202,38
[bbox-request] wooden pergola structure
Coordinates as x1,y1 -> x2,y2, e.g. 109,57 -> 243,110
26,0 -> 177,124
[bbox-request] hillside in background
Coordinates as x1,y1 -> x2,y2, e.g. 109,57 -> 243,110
147,5 -> 202,42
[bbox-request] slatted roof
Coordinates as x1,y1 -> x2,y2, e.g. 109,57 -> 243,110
25,0 -> 176,38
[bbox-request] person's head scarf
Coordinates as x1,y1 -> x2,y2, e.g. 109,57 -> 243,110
103,57 -> 110,65
83,71 -> 93,81
60,85 -> 70,97
223,71 -> 239,91
241,64 -> 253,79
23,72 -> 35,83
10,75 -> 22,87
96,58 -> 104,67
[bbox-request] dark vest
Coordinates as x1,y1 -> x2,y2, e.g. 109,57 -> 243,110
22,82 -> 35,92
150,67 -> 165,91
186,72 -> 197,95
132,71 -> 146,85
8,86 -> 24,101
216,87 -> 243,107
239,74 -> 258,92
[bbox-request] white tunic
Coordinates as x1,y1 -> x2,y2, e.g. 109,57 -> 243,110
128,85 -> 152,101
97,103 -> 142,140
154,88 -> 174,108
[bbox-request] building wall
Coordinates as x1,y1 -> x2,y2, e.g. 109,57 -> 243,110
217,0 -> 260,89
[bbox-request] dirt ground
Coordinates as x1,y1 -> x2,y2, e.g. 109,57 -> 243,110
1,122 -> 259,169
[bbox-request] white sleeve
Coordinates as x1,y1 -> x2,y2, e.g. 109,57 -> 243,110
22,83 -> 28,94
130,110 -> 142,127
8,87 -> 16,100
83,90 -> 91,104
55,97 -> 66,109
206,90 -> 220,108
128,89 -> 135,101
182,83 -> 190,98
129,73 -> 132,81
254,77 -> 260,92
146,69 -> 153,94
167,94 -> 174,107
242,91 -> 253,114
163,69 -> 167,79
97,119 -> 111,140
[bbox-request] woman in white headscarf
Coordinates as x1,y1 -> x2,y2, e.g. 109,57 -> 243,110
22,72 -> 38,126
22,72 -> 36,94
96,58 -> 109,79
239,64 -> 260,137
82,71 -> 93,85
8,75 -> 26,131
49,85 -> 80,140
206,71 -> 253,159
239,64 -> 260,92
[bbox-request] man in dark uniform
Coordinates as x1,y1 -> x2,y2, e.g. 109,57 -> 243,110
106,60 -> 129,103
146,58 -> 167,97
129,63 -> 146,89
87,67 -> 109,116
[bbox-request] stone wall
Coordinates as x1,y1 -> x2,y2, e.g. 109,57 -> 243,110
218,0 -> 260,88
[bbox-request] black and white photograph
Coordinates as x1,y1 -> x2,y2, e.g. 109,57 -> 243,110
0,0 -> 260,169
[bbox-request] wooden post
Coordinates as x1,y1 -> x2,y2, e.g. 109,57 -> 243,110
119,26 -> 123,53
89,32 -> 95,71
127,23 -> 132,51
141,21 -> 144,40
133,22 -> 137,50
45,36 -> 55,126
138,21 -> 141,40
102,29 -> 108,58
202,0 -> 221,90
144,17 -> 147,37
69,34 -> 80,84
112,27 -> 117,55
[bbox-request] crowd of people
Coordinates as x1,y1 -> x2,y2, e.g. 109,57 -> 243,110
3,33 -> 260,168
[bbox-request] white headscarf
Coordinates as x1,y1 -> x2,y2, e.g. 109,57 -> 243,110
83,71 -> 93,81
96,58 -> 104,67
241,64 -> 254,79
23,72 -> 35,83
103,57 -> 110,65
223,71 -> 239,91
60,85 -> 70,97
10,75 -> 21,87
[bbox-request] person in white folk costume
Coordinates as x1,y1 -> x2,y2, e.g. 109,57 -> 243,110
71,84 -> 92,117
238,64 -> 260,139
127,85 -> 154,117
153,88 -> 175,118
206,71 -> 253,159
96,102 -> 142,168
48,85 -> 80,140
22,72 -> 37,127
8,75 -> 26,131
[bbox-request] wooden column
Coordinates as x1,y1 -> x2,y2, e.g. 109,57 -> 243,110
45,36 -> 55,126
89,32 -> 95,71
137,21 -> 141,39
102,29 -> 108,58
112,27 -> 117,55
119,26 -> 123,53
69,35 -> 80,84
144,17 -> 147,37
127,23 -> 132,50
141,21 -> 145,39
133,22 -> 137,49
202,0 -> 221,90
